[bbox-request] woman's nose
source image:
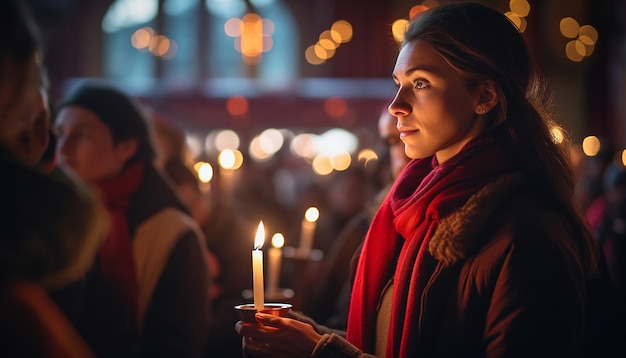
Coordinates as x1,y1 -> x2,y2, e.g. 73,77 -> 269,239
388,91 -> 410,118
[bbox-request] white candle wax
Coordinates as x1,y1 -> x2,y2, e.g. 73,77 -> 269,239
267,233 -> 284,297
252,221 -> 265,309
298,207 -> 319,256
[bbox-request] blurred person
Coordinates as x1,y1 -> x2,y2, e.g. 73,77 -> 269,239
164,158 -> 254,358
596,164 -> 626,297
0,0 -> 94,339
586,163 -> 626,357
149,111 -> 191,170
236,3 -> 598,357
312,166 -> 374,256
300,108 -> 411,329
0,0 -> 49,168
291,167 -> 372,310
1,3 -> 106,356
0,154 -> 107,358
578,143 -> 615,231
378,107 -> 411,184
55,81 -> 211,358
232,161 -> 293,237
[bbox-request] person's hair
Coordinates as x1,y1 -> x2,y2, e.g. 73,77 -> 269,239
164,158 -> 200,192
0,162 -> 108,289
403,3 -> 597,275
57,81 -> 156,165
0,0 -> 43,119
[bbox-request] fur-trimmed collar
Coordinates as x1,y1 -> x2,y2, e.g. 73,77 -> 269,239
429,173 -> 526,265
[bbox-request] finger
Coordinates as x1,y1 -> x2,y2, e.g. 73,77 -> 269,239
243,336 -> 272,358
234,320 -> 245,335
236,320 -> 267,338
255,312 -> 285,327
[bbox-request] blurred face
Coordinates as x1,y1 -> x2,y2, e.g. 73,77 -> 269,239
0,58 -> 49,166
378,111 -> 410,179
55,106 -> 133,184
389,40 -> 486,164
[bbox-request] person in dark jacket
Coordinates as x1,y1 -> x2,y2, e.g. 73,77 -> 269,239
54,81 -> 211,358
236,3 -> 598,357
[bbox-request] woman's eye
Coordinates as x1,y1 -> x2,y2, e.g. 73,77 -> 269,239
414,79 -> 429,90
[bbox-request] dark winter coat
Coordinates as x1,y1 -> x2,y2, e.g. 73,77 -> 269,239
312,176 -> 589,358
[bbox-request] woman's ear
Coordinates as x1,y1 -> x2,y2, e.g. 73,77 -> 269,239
474,80 -> 499,115
115,138 -> 138,163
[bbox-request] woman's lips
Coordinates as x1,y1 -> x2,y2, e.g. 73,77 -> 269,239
399,129 -> 418,139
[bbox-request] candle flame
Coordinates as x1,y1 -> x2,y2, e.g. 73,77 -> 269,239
254,221 -> 265,249
304,207 -> 320,222
271,233 -> 285,248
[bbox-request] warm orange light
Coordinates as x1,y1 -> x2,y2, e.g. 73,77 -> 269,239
304,207 -> 320,222
582,136 -> 601,156
324,97 -> 348,117
254,221 -> 265,250
131,27 -> 153,49
409,5 -> 428,19
271,233 -> 285,248
226,13 -> 273,62
226,96 -> 249,116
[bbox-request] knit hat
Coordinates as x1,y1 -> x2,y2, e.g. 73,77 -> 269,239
57,81 -> 155,161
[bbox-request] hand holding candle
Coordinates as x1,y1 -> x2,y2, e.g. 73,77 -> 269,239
267,233 -> 284,298
252,221 -> 265,310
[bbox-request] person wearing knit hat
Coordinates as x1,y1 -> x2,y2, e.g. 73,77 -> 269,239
55,82 -> 154,182
55,81 -> 211,358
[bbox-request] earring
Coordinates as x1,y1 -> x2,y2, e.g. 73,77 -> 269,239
479,106 -> 487,114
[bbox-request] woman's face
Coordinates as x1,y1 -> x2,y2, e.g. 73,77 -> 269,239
0,58 -> 49,166
389,40 -> 486,164
55,106 -> 131,184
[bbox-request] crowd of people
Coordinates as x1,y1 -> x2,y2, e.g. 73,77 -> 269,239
1,1 -> 625,357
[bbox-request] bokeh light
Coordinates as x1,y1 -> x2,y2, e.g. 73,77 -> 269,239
392,19 -> 409,43
305,207 -> 320,222
219,149 -> 244,169
560,17 -> 580,39
582,136 -> 601,157
357,148 -> 378,166
215,129 -> 241,151
312,155 -> 333,175
324,97 -> 348,117
509,0 -> 531,17
131,27 -> 154,49
329,151 -> 352,171
226,96 -> 249,116
271,233 -> 285,248
197,162 -> 214,183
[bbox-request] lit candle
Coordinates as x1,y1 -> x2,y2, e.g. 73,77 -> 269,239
252,221 -> 265,309
267,233 -> 284,298
298,206 -> 320,257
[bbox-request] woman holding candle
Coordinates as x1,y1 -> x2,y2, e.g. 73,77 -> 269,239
236,3 -> 599,357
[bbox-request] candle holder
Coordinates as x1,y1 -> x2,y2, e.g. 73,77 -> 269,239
234,303 -> 292,323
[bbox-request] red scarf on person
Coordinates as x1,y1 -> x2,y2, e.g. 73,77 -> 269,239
94,161 -> 144,340
347,127 -> 514,357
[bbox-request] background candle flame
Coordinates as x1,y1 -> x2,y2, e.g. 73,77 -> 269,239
304,207 -> 320,222
271,233 -> 284,248
254,221 -> 265,249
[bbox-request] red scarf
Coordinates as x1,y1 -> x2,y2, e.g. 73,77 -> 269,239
95,161 -> 144,339
347,128 -> 514,357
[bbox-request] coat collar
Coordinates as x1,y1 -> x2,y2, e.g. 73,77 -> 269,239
428,173 -> 526,265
